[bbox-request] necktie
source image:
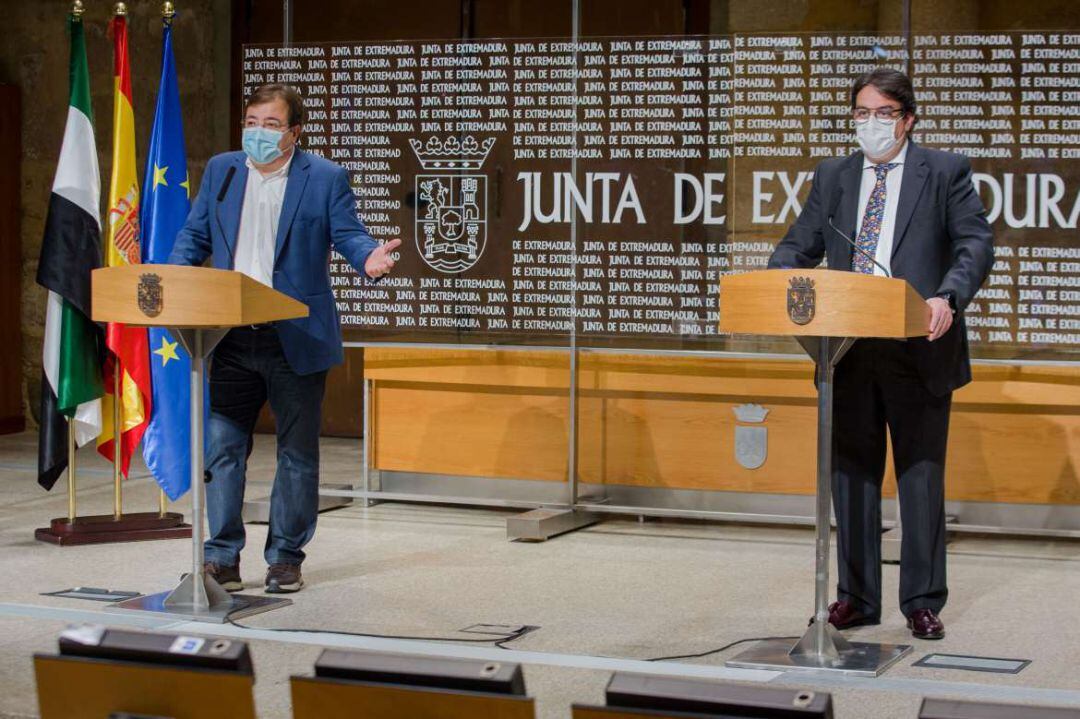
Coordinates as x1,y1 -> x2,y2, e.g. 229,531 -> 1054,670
853,163 -> 898,274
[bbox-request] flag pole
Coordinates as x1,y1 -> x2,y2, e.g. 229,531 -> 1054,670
113,362 -> 122,520
69,0 -> 85,529
111,0 -> 127,524
67,421 -> 77,523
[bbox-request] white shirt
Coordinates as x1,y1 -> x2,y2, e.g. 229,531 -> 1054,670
854,140 -> 908,277
233,153 -> 294,287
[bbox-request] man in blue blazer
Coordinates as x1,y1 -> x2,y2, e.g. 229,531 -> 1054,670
169,83 -> 399,593
769,69 -> 993,639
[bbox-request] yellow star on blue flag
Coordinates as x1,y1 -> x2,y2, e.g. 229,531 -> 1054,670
153,163 -> 168,189
153,336 -> 179,366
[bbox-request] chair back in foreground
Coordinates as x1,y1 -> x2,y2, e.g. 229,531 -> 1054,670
34,654 -> 256,719
292,647 -> 535,719
290,675 -> 536,719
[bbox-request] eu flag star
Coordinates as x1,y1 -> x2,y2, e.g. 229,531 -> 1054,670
180,171 -> 190,198
153,163 -> 169,189
154,336 -> 180,366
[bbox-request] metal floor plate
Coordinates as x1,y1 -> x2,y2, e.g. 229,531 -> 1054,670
104,591 -> 292,624
726,639 -> 913,677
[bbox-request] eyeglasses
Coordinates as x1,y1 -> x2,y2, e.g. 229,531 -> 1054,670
242,119 -> 291,130
852,107 -> 905,122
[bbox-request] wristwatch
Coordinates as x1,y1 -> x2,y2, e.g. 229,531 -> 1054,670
935,290 -> 957,315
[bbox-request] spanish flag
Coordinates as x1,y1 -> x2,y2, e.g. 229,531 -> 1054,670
98,11 -> 151,476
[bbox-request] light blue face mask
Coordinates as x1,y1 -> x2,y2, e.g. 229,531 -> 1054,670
242,126 -> 287,164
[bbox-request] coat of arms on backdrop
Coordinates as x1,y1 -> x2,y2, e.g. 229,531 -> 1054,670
410,135 -> 495,274
733,403 -> 769,470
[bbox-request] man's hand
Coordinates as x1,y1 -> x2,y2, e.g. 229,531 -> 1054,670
364,238 -> 401,279
926,297 -> 953,341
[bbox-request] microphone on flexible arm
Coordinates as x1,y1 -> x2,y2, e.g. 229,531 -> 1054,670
215,164 -> 238,269
826,188 -> 892,278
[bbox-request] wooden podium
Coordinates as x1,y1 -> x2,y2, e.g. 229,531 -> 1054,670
91,265 -> 308,622
719,269 -> 928,677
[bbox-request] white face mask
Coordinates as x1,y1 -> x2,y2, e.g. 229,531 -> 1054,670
855,116 -> 901,160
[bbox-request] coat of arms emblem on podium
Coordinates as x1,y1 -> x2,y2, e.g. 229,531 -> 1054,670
410,135 -> 496,274
786,276 -> 816,325
137,273 -> 163,318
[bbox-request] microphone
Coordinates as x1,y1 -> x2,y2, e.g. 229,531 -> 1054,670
215,165 -> 238,269
827,208 -> 892,279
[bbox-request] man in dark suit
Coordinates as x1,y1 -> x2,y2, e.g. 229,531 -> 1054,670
768,68 -> 993,639
170,84 -> 399,594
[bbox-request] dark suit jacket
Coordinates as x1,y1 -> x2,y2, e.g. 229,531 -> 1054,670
768,140 -> 994,396
169,149 -> 378,376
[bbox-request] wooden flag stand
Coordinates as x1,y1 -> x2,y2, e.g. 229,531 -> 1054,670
33,414 -> 192,546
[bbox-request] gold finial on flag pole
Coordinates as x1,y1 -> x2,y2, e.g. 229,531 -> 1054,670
72,0 -> 85,18
163,2 -> 175,21
114,2 -> 128,16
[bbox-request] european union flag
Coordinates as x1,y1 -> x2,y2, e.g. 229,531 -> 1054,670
141,21 -> 194,501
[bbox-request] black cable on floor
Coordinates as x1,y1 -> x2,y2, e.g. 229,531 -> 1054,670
495,625 -> 540,649
645,636 -> 799,662
224,614 -> 534,646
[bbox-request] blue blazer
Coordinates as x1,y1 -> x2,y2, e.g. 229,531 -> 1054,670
169,149 -> 377,375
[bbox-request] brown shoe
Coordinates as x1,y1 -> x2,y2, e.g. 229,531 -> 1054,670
203,561 -> 243,593
265,563 -> 304,593
824,600 -> 880,629
907,609 -> 945,640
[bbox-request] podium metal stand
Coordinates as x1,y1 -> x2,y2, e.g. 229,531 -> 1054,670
719,269 -> 928,676
92,265 -> 309,622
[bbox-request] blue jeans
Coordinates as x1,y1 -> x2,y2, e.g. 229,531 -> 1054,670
204,326 -> 327,567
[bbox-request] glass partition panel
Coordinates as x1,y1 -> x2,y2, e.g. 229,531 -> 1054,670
242,0 -> 1079,524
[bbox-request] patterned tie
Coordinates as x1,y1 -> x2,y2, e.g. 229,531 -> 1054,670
852,162 -> 899,274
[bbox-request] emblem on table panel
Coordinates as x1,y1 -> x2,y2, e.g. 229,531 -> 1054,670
733,403 -> 769,470
410,135 -> 495,274
787,275 -> 815,326
137,272 -> 163,318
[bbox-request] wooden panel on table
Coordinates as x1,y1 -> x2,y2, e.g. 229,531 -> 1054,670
720,269 -> 929,338
0,85 -> 21,434
365,348 -> 1080,504
291,676 -> 535,719
34,655 -> 256,719
365,348 -> 571,387
372,384 -> 570,481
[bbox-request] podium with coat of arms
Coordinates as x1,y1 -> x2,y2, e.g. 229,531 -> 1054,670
718,268 -> 929,676
91,264 -> 309,622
